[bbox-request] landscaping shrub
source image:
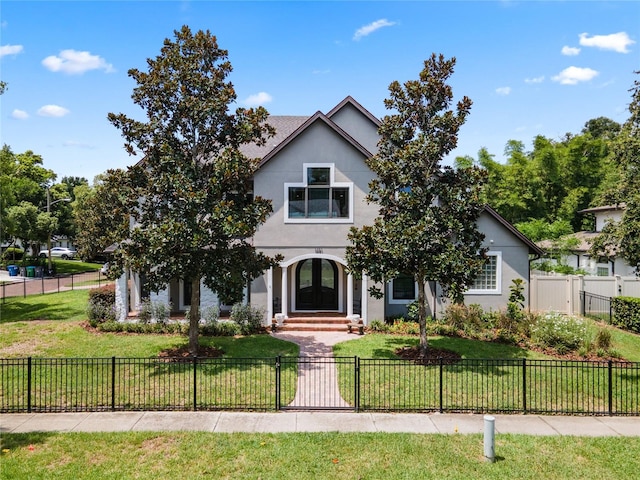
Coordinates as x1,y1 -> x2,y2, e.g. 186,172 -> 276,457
230,303 -> 264,335
442,303 -> 484,333
87,284 -> 117,326
211,319 -> 242,336
612,296 -> 640,334
369,319 -> 390,333
389,319 -> 420,335
531,312 -> 588,354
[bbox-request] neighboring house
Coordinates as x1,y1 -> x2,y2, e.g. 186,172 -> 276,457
115,97 -> 542,323
537,203 -> 632,276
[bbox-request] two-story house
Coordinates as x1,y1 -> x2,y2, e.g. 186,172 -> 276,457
115,96 -> 542,325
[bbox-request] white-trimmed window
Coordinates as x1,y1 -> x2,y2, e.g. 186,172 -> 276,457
388,274 -> 417,304
284,163 -> 353,223
467,251 -> 502,294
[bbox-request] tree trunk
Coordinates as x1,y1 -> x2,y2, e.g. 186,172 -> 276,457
188,276 -> 201,356
417,277 -> 428,357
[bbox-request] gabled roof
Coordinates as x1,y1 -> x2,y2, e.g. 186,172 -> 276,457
239,116 -> 309,160
483,205 -> 544,256
326,95 -> 382,127
257,110 -> 375,168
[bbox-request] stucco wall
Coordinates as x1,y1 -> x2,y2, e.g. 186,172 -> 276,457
253,120 -> 379,250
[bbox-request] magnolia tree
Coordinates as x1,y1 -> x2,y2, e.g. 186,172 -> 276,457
108,26 -> 279,355
346,54 -> 487,356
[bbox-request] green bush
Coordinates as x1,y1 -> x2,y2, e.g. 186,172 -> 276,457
612,296 -> 640,334
369,319 -> 390,333
531,312 -> 588,354
230,303 -> 264,335
87,284 -> 117,326
443,303 -> 484,333
210,320 -> 242,336
98,321 -> 186,334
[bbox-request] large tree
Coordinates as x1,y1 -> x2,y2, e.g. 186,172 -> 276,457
73,170 -> 131,262
108,26 -> 278,355
346,54 -> 487,356
589,72 -> 640,274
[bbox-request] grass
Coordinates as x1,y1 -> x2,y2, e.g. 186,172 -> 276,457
47,259 -> 102,275
0,290 -> 91,324
1,431 -> 639,479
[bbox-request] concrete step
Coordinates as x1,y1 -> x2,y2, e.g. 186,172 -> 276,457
284,317 -> 349,325
277,323 -> 349,332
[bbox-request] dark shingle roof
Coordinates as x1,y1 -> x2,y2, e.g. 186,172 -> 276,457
240,116 -> 309,159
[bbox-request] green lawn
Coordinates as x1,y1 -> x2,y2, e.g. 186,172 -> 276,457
1,431 -> 639,480
0,290 -> 91,324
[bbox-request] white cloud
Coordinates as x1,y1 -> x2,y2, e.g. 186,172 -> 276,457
243,92 -> 273,107
495,87 -> 511,96
353,19 -> 396,41
37,105 -> 70,117
579,32 -> 635,53
11,109 -> 29,120
525,76 -> 545,84
552,66 -> 599,85
42,49 -> 114,74
0,44 -> 24,57
561,46 -> 580,56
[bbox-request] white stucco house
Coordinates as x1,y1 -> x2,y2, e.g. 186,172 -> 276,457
115,96 -> 543,324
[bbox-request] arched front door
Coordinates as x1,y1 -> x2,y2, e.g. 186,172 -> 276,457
295,259 -> 338,310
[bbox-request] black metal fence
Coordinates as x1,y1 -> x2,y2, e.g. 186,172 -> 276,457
580,290 -> 613,323
1,356 -> 638,415
1,271 -> 112,302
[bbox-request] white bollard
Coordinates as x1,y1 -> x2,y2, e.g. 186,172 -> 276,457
484,415 -> 495,463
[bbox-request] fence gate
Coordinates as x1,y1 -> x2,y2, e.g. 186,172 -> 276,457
279,356 -> 356,411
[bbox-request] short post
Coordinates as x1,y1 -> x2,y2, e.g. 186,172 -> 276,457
484,415 -> 495,463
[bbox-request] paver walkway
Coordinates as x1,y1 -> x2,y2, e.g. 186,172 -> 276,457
272,331 -> 362,409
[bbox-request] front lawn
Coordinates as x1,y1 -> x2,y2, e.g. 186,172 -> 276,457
2,431 -> 639,480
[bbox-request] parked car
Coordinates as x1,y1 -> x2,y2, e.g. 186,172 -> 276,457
39,247 -> 77,260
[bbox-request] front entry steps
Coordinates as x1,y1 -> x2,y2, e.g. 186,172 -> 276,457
274,314 -> 351,332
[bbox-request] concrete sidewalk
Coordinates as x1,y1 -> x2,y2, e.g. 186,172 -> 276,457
2,411 -> 640,436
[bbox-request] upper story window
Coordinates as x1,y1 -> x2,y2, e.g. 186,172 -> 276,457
285,163 -> 353,223
466,251 -> 502,294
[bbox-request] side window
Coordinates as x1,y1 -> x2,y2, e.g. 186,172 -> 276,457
388,273 -> 417,304
467,252 -> 502,294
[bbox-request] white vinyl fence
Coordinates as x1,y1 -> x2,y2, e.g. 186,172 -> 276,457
530,275 -> 640,314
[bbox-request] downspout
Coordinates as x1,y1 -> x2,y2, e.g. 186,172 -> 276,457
528,252 -> 541,312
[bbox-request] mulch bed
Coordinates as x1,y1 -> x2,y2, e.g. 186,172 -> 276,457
395,346 -> 462,365
157,345 -> 224,361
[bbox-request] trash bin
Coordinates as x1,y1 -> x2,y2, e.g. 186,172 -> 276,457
7,265 -> 18,276
35,266 -> 44,278
26,266 -> 36,277
19,267 -> 26,277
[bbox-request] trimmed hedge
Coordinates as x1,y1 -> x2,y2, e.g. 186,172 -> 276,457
612,296 -> 640,334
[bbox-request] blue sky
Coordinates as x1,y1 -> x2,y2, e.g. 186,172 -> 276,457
1,1 -> 638,183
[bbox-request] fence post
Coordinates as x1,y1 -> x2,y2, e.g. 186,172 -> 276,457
275,356 -> 281,411
193,356 -> 198,411
27,357 -> 32,413
111,356 -> 116,411
354,356 -> 360,412
522,358 -> 527,414
439,357 -> 443,413
608,360 -> 613,416
23,278 -> 26,298
71,273 -> 74,290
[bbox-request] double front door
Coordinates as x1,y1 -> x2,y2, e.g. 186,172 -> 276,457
295,259 -> 338,310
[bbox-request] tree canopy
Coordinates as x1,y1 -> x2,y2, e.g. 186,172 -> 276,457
589,72 -> 640,275
346,54 -> 486,355
108,26 -> 279,355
